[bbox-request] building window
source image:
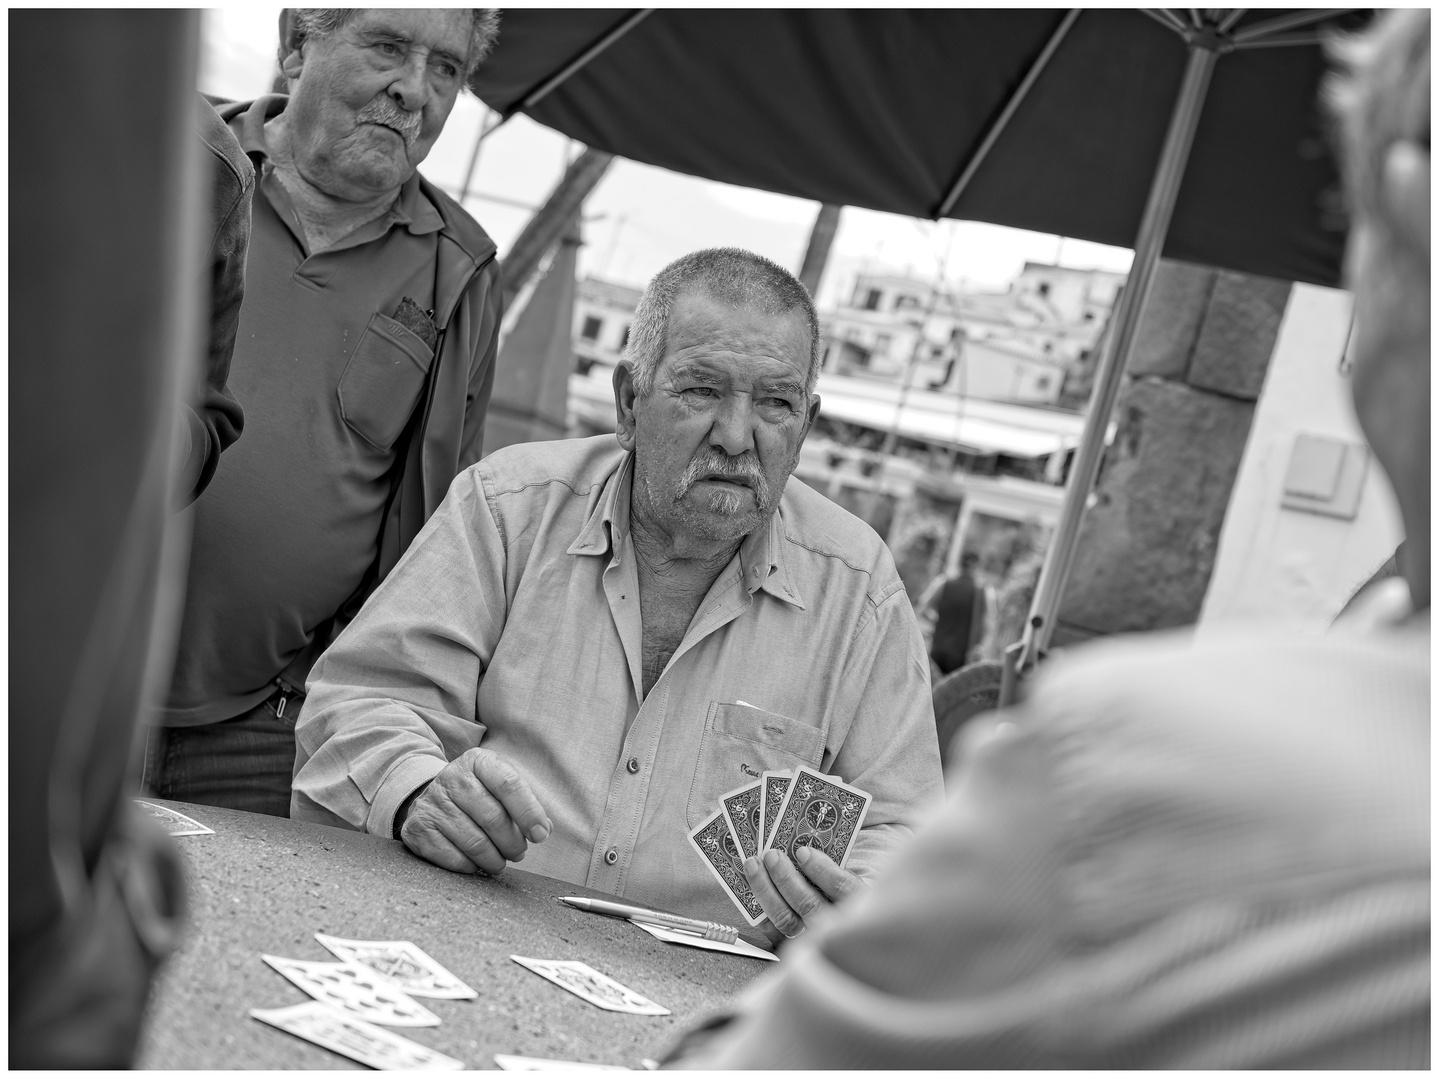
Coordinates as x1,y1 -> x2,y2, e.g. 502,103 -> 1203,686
580,315 -> 603,341
862,288 -> 882,311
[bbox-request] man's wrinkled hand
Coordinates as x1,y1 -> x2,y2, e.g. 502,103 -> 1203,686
399,747 -> 552,875
743,845 -> 865,942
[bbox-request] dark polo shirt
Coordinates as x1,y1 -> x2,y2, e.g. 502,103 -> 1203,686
164,95 -> 446,726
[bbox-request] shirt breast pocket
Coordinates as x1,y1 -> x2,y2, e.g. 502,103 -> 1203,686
686,702 -> 825,830
336,311 -> 434,451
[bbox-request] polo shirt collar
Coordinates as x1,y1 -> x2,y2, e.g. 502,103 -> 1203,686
233,94 -> 443,237
567,453 -> 805,609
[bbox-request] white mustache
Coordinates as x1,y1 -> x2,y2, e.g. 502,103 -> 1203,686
355,98 -> 422,147
680,449 -> 771,505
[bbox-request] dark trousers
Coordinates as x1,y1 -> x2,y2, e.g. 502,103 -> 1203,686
141,693 -> 301,818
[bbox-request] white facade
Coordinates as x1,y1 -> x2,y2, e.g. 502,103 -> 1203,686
1198,284 -> 1404,635
820,265 -> 1121,405
572,277 -> 642,367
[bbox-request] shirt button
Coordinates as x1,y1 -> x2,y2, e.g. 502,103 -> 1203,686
626,757 -> 640,774
604,848 -> 619,865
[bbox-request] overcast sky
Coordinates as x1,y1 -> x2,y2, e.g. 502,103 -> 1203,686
201,8 -> 1134,309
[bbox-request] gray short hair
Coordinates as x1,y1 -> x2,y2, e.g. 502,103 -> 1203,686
284,9 -> 500,80
622,248 -> 820,398
1326,9 -> 1429,236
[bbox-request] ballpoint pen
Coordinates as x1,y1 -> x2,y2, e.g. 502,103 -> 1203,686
558,896 -> 743,944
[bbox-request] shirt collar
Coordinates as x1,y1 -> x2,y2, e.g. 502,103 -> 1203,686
233,94 -> 443,237
567,453 -> 805,609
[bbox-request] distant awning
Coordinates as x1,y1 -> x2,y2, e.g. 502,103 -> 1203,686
815,374 -> 1106,460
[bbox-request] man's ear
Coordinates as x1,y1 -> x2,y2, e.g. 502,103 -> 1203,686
797,393 -> 822,448
613,363 -> 639,452
279,41 -> 306,85
1383,140 -> 1430,260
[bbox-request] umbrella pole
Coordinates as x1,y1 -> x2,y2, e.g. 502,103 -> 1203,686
1002,36 -> 1220,701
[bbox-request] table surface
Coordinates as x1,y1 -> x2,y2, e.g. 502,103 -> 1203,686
135,800 -> 771,1070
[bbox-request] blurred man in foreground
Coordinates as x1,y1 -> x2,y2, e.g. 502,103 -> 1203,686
143,10 -> 505,817
292,249 -> 944,939
664,10 -> 1429,1068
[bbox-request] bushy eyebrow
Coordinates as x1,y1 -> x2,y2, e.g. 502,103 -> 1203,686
355,25 -> 465,69
670,364 -> 805,399
760,380 -> 806,398
669,364 -> 726,385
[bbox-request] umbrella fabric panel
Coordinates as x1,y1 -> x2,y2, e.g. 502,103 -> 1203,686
471,9 -> 1348,287
1163,39 -> 1346,287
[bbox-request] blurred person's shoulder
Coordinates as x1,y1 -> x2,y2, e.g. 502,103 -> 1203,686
1013,617 -> 1428,918
1025,616 -> 1428,776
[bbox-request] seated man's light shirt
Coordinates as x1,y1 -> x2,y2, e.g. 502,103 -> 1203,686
292,436 -> 944,926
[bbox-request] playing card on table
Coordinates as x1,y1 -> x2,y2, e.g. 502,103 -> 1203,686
687,808 -> 766,926
261,954 -> 441,1027
134,799 -> 214,836
629,919 -> 778,962
509,956 -> 669,1015
759,770 -> 793,849
315,933 -> 476,999
718,780 -> 765,860
765,766 -> 872,870
494,1053 -> 630,1070
250,1001 -> 463,1070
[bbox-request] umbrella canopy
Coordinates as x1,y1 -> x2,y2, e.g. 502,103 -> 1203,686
470,8 -> 1362,287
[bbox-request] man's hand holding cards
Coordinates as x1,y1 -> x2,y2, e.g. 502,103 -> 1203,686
689,766 -> 872,942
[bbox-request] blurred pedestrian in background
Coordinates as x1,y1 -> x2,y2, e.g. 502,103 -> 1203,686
663,8 -> 1429,1068
142,9 -> 506,818
919,551 -> 989,678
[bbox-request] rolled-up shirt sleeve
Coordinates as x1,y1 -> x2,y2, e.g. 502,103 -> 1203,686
827,579 -> 947,881
291,468 -> 507,838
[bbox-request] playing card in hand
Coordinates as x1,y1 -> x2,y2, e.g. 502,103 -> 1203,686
764,766 -> 872,870
718,780 -> 765,860
759,770 -> 793,850
315,933 -> 476,999
509,956 -> 669,1015
687,808 -> 766,926
261,955 -> 441,1027
251,1001 -> 463,1070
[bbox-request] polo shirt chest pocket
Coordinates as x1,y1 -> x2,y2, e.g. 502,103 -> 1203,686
337,312 -> 434,451
686,702 -> 825,830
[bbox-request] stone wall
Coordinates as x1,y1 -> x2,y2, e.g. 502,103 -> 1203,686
1052,259 -> 1292,643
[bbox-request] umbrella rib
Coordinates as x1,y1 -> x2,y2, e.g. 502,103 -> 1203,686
508,9 -> 656,118
933,8 -> 1082,219
1217,9 -> 1248,34
1230,9 -> 1352,44
1232,32 -> 1327,50
1143,9 -> 1192,35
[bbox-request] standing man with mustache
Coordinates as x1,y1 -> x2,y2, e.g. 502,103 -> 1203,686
291,248 -> 945,940
142,10 -> 505,817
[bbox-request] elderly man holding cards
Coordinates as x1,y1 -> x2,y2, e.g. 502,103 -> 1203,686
292,248 -> 944,940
